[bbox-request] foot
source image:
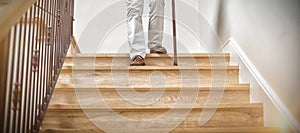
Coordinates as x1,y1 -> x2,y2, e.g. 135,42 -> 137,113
150,46 -> 167,54
130,55 -> 145,66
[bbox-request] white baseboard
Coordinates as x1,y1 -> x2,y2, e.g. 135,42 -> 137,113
221,37 -> 299,132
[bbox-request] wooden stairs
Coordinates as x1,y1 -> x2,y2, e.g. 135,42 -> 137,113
40,53 -> 280,133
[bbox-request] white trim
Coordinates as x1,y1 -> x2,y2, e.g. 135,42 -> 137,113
217,39 -> 231,53
223,37 -> 300,132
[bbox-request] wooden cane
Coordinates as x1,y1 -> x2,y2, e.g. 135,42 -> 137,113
171,0 -> 178,66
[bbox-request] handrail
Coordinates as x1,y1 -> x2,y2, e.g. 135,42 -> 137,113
0,0 -> 74,132
0,0 -> 11,5
67,36 -> 81,55
0,0 -> 36,42
71,36 -> 81,54
217,39 -> 231,53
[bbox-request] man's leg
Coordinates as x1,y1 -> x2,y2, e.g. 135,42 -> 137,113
127,0 -> 146,59
148,0 -> 167,54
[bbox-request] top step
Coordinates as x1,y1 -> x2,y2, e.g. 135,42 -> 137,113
65,53 -> 230,67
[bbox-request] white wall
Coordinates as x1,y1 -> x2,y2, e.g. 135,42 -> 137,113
215,0 -> 300,132
74,0 -> 216,54
217,0 -> 300,123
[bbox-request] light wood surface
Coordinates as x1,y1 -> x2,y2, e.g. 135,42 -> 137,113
58,66 -> 239,87
43,103 -> 264,129
40,127 -> 280,133
41,53 -> 280,132
64,53 -> 231,66
67,53 -> 231,58
50,85 -> 250,108
55,83 -> 250,90
0,0 -> 36,41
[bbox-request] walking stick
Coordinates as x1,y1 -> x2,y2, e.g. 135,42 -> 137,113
171,0 -> 178,66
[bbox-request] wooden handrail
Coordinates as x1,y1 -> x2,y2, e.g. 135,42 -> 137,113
0,0 -> 12,5
0,0 -> 36,42
0,31 -> 10,133
71,36 -> 81,53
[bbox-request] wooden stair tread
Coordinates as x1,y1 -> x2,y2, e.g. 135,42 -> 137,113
58,66 -> 239,86
42,104 -> 264,130
54,84 -> 250,90
63,66 -> 239,70
55,84 -> 248,90
47,103 -> 262,110
169,127 -> 281,133
66,53 -> 231,58
40,127 -> 280,133
64,53 -> 231,67
50,84 -> 250,106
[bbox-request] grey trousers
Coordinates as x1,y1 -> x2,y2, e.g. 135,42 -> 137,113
126,0 -> 165,59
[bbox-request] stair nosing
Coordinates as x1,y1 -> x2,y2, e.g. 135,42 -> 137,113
47,103 -> 263,111
62,66 -> 239,70
54,84 -> 250,91
39,127 -> 280,132
66,53 -> 231,58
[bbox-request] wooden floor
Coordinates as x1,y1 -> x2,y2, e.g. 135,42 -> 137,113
40,53 -> 280,133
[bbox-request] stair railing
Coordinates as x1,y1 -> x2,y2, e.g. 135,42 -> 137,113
0,0 -> 74,132
70,36 -> 81,54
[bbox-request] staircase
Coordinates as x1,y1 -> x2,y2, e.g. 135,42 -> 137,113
40,53 -> 280,133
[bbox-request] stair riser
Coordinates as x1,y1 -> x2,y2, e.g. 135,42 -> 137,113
58,69 -> 239,86
40,127 -> 280,133
50,89 -> 249,107
65,57 -> 230,67
40,129 -> 102,133
170,128 -> 281,133
42,108 -> 263,129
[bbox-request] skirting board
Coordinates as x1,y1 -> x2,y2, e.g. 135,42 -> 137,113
219,37 -> 300,132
